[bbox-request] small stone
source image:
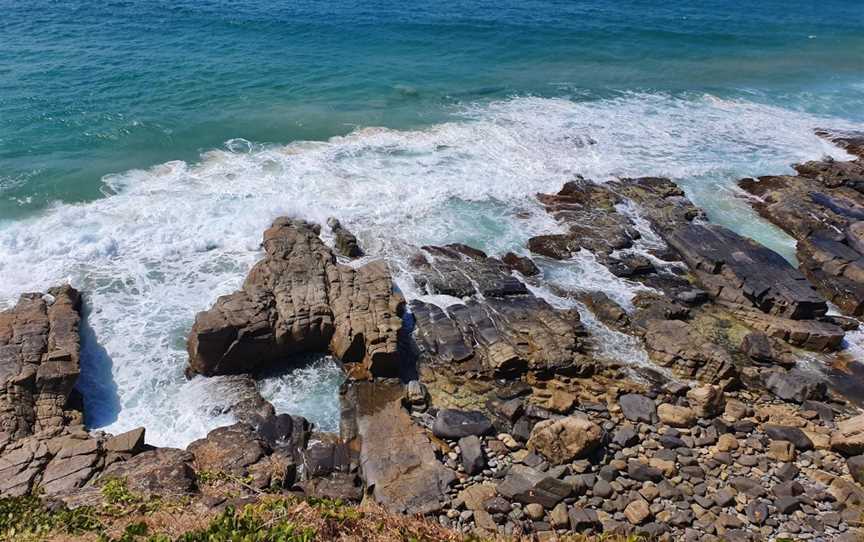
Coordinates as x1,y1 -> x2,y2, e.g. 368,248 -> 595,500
746,500 -> 769,525
550,502 -> 569,528
525,503 -> 544,520
768,440 -> 796,462
624,499 -> 651,524
717,434 -> 739,452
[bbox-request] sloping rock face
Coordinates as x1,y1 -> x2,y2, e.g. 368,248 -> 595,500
187,218 -> 404,377
408,244 -> 591,377
0,285 -> 83,442
343,380 -> 456,515
738,130 -> 864,317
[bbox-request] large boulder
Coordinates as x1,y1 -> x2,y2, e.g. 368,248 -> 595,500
527,416 -> 602,464
187,218 -> 404,377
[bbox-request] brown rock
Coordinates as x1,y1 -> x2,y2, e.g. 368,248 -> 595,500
186,218 -> 403,377
527,416 -> 602,464
657,403 -> 697,428
832,414 -> 864,456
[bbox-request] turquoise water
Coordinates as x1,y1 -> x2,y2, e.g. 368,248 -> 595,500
1,0 -> 863,446
3,0 -> 863,218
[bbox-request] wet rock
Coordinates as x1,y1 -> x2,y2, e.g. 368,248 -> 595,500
411,293 -> 590,377
432,409 -> 493,439
327,217 -> 363,259
497,465 -> 571,507
187,218 -> 403,377
501,252 -> 540,277
738,164 -> 864,317
619,394 -> 657,424
527,415 -> 602,464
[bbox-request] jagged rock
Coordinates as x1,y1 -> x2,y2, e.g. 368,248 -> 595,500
644,320 -> 737,383
458,483 -> 497,511
343,381 -> 455,515
728,305 -> 844,351
98,448 -> 197,496
625,499 -> 651,524
529,178 -> 641,259
187,218 -> 403,378
527,416 -> 602,464
0,438 -> 50,496
432,409 -> 493,439
661,223 -> 827,320
618,394 -> 657,424
301,432 -> 351,478
764,369 -> 827,403
496,464 -> 571,507
832,414 -> 864,456
327,217 -> 363,259
0,285 -> 82,441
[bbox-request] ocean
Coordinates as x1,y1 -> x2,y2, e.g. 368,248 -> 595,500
1,0 -> 863,446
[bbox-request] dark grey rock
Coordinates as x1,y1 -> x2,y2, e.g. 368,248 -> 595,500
459,436 -> 485,475
627,461 -> 663,483
432,409 -> 493,439
763,424 -> 813,451
497,465 -> 571,507
765,370 -> 828,403
619,394 -> 657,424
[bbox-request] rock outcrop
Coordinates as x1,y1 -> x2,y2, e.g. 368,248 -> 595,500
409,244 -> 592,378
529,175 -> 843,383
738,129 -> 864,317
0,285 -> 83,442
187,218 -> 404,378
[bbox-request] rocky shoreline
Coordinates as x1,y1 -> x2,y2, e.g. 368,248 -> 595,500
2,130 -> 864,541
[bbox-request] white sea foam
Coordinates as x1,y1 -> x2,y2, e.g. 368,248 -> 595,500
0,93 -> 861,447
